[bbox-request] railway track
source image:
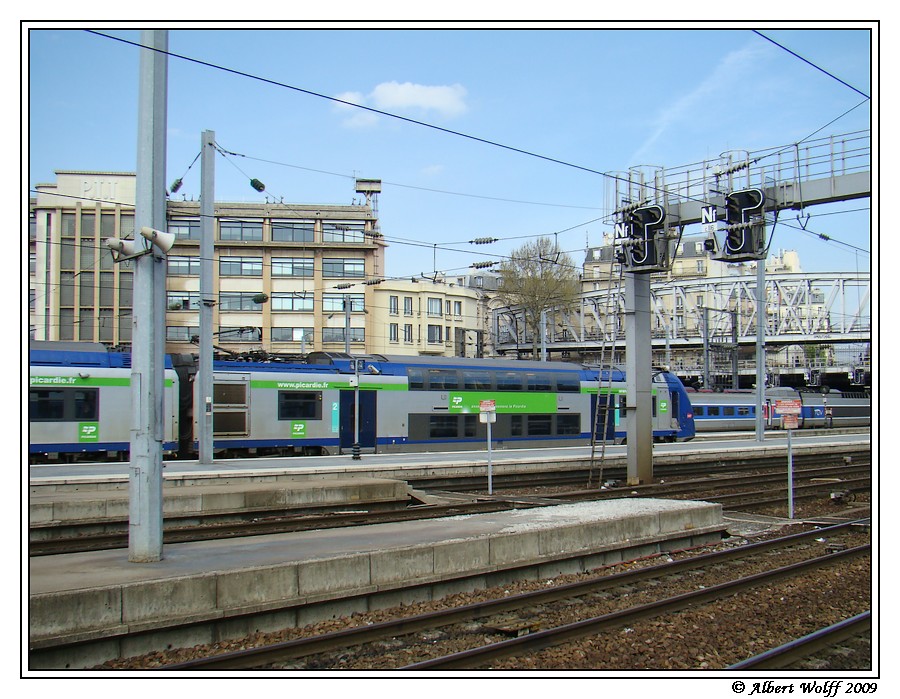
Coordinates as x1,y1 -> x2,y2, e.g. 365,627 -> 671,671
160,522 -> 870,670
728,612 -> 872,670
29,462 -> 869,556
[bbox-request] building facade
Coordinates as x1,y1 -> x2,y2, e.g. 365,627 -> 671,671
369,278 -> 484,357
29,171 -> 387,356
28,170 -> 501,360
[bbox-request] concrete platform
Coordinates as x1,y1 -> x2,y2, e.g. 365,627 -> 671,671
29,498 -> 725,669
30,477 -> 409,527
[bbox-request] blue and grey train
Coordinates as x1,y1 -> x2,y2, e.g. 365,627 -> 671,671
28,342 -> 695,462
688,386 -> 870,432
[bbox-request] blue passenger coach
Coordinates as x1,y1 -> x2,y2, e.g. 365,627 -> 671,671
28,343 -> 695,461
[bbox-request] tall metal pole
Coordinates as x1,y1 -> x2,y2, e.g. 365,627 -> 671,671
755,260 -> 767,441
344,294 -> 351,354
540,309 -> 547,361
624,273 -> 653,485
731,310 -> 739,389
198,130 -> 215,464
702,306 -> 710,389
129,29 -> 168,562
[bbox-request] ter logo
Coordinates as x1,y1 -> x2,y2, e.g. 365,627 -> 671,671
79,422 -> 99,442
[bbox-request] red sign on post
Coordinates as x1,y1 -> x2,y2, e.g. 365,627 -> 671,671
782,414 -> 799,430
479,399 -> 496,412
775,399 -> 802,415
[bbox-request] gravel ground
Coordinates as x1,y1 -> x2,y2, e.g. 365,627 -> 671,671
95,505 -> 872,671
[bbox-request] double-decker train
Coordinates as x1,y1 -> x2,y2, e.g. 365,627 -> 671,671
28,342 -> 695,463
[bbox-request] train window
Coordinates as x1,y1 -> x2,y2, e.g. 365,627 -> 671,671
463,371 -> 492,390
738,407 -> 752,416
407,368 -> 424,390
723,406 -> 735,416
510,415 -> 524,436
74,390 -> 98,420
29,389 -> 65,420
427,369 -> 459,391
29,387 -> 98,422
277,391 -> 322,420
463,414 -> 479,437
707,406 -> 720,416
496,372 -> 523,391
557,414 -> 581,435
528,414 -> 552,436
556,374 -> 580,392
526,373 -> 553,391
214,383 -> 247,406
429,415 -> 458,438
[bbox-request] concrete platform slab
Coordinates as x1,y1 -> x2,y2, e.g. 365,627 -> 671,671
29,478 -> 408,526
29,498 -> 725,667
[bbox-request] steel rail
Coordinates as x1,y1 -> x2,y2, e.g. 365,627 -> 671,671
30,464 -> 869,556
728,612 -> 871,669
163,522 -> 866,670
402,545 -> 870,670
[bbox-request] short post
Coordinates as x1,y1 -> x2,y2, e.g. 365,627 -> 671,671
479,400 -> 497,494
777,399 -> 801,519
786,423 -> 795,519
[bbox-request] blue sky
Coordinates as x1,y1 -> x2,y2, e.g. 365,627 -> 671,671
26,24 -> 874,279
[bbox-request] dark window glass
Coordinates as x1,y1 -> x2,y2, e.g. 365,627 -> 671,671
510,414 -> 524,436
526,373 -> 552,391
429,415 -> 458,438
29,387 -> 98,421
723,406 -> 735,416
707,406 -> 720,416
30,389 -> 65,420
219,220 -> 263,241
528,414 -> 552,436
557,414 -> 581,435
556,374 -> 581,392
408,369 -> 424,390
427,369 -> 458,390
463,414 -> 479,437
278,391 -> 322,420
463,371 -> 492,390
496,372 -> 522,391
272,221 -> 314,243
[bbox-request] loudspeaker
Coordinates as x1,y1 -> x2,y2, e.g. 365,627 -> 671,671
140,226 -> 176,253
105,237 -> 139,256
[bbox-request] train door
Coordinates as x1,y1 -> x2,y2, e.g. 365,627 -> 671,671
590,394 -> 617,442
339,390 -> 377,453
668,388 -> 681,431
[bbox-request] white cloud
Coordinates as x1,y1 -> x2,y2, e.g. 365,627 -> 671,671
369,81 -> 468,118
333,81 -> 468,128
628,43 -> 771,164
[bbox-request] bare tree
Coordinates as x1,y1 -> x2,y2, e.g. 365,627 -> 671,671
497,237 -> 580,358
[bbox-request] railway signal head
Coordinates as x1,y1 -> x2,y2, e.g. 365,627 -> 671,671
716,188 -> 766,262
620,205 -> 670,273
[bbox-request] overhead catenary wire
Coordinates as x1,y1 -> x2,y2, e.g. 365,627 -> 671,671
63,28 -> 869,274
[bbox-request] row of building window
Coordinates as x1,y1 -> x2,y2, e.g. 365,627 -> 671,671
166,292 -> 364,313
164,326 -> 365,343
167,219 -> 367,243
167,256 -> 365,278
163,325 -> 461,345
